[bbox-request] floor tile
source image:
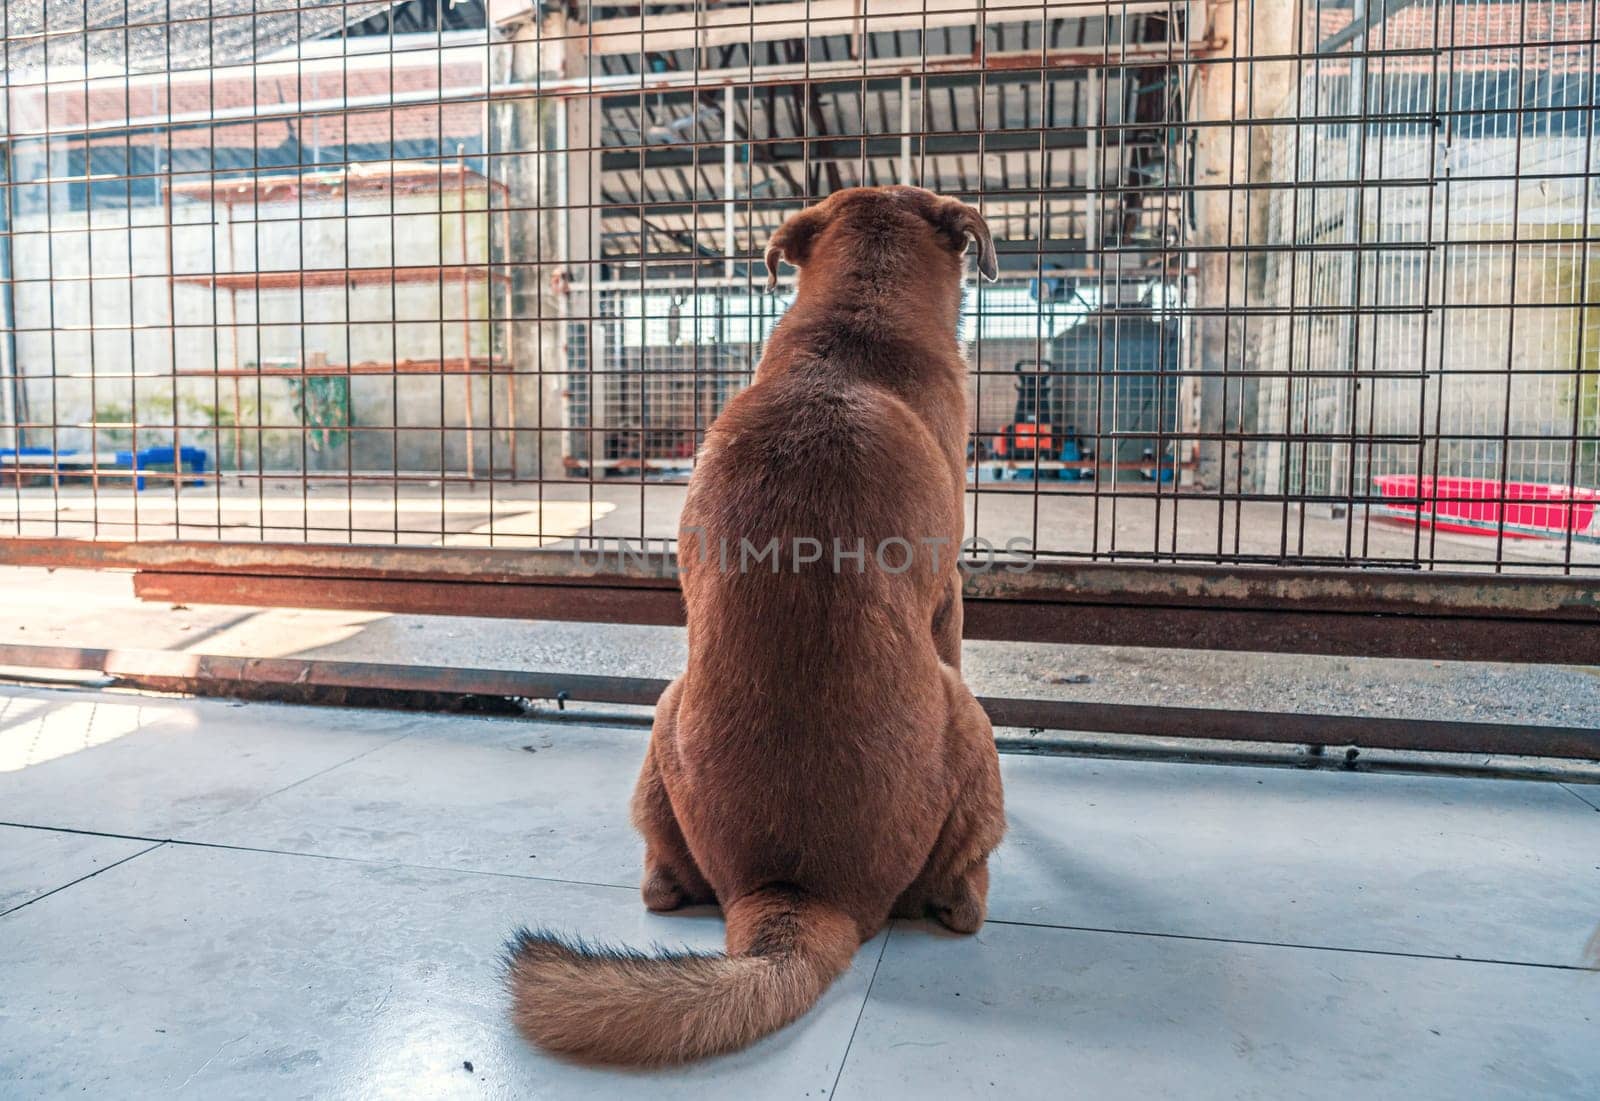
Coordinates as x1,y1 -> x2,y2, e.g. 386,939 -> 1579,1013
0,824 -> 153,915
0,842 -> 880,1100
191,713 -> 647,887
992,754 -> 1600,966
169,701 -> 1600,970
834,920 -> 1600,1101
0,686 -> 420,837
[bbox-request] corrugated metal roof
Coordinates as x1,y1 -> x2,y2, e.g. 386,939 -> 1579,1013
4,0 -> 395,76
594,68 -> 1187,266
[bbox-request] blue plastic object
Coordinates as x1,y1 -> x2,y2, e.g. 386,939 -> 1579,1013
1057,439 -> 1095,481
113,446 -> 209,490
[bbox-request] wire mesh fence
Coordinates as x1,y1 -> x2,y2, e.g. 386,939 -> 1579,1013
1,0 -> 1596,574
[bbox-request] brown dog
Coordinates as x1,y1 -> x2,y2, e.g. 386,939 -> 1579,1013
506,186 -> 1006,1065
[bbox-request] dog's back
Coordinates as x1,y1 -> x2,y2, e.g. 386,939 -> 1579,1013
671,352 -> 962,918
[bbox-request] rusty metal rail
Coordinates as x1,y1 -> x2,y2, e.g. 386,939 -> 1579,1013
3,539 -> 1597,664
2,643 -> 1596,762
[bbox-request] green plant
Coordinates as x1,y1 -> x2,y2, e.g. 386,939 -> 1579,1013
289,376 -> 350,452
91,394 -> 175,449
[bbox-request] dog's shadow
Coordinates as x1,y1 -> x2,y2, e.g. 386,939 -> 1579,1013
637,859 -> 1251,1051
992,799 -> 1175,923
654,902 -> 725,922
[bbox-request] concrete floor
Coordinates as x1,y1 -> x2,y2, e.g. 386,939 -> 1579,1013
1,683 -> 1597,1098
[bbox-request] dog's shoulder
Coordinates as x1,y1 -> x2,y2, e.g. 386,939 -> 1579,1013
715,366 -> 917,467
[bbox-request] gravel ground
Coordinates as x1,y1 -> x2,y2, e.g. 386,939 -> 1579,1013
2,567 -> 1597,729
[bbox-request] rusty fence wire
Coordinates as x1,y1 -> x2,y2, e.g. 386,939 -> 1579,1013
1,0 -> 1597,575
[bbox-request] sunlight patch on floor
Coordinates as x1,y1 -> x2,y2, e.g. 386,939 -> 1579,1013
0,696 -> 196,773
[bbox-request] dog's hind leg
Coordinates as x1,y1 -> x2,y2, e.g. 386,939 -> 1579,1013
893,682 -> 1005,933
631,678 -> 717,912
931,570 -> 964,670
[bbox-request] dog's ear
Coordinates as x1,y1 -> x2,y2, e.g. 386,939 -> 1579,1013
764,206 -> 826,292
936,200 -> 999,282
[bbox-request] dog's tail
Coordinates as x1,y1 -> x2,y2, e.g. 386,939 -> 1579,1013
504,884 -> 859,1066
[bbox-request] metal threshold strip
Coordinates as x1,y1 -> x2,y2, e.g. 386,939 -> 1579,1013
0,643 -> 1595,765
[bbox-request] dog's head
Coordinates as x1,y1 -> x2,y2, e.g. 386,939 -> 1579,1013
763,186 -> 998,292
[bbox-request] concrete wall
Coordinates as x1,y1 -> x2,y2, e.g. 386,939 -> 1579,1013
1188,0 -> 1300,492
1294,240 -> 1600,492
1249,147 -> 1600,495
9,178 -> 563,476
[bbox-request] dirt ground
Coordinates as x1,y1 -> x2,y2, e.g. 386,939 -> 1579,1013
4,479 -> 1598,570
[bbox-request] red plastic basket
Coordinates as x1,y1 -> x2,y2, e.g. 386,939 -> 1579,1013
1371,475 -> 1600,539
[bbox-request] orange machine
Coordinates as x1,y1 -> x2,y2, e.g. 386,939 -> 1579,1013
990,361 -> 1055,460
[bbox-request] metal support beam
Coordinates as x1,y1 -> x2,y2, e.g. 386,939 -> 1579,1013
0,132 -> 22,451
900,76 -> 914,185
2,43 -> 1219,147
577,0 -> 1200,57
724,84 -> 737,280
1,540 -> 1596,665
1087,69 -> 1101,265
562,22 -> 608,476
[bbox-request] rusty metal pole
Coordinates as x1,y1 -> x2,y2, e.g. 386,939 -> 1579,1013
723,84 -> 736,281
503,199 -> 517,479
458,152 -> 476,481
221,196 -> 243,474
162,172 -> 178,494
900,76 -> 913,184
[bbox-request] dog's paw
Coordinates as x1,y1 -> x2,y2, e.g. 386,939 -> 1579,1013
930,887 -> 986,934
641,871 -> 688,912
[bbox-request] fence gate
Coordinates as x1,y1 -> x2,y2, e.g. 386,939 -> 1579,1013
2,0 -> 1598,758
